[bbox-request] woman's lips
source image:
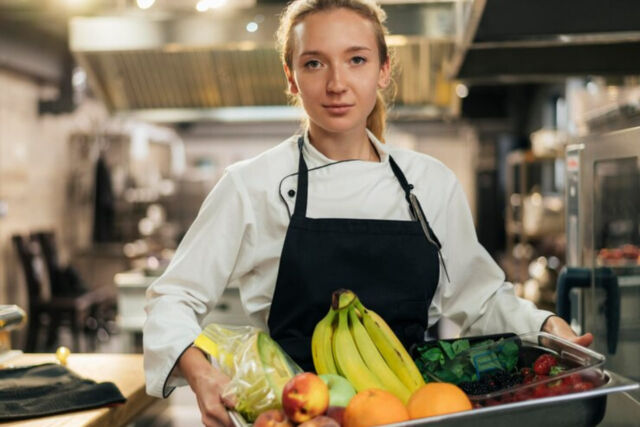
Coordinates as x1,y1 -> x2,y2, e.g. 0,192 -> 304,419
323,104 -> 354,114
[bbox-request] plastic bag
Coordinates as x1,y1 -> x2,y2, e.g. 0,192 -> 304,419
194,323 -> 302,422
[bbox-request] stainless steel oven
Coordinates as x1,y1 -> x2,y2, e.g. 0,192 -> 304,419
559,126 -> 640,383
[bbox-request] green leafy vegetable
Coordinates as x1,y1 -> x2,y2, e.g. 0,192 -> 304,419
415,337 -> 521,385
452,339 -> 470,355
440,341 -> 455,359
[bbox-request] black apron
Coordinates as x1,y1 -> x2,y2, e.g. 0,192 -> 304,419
268,137 -> 442,371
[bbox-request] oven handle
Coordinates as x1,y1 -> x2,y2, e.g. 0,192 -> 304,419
556,267 -> 620,354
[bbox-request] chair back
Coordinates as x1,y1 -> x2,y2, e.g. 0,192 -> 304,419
11,235 -> 52,305
31,231 -> 61,294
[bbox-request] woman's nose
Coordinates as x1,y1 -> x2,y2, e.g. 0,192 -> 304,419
326,67 -> 347,94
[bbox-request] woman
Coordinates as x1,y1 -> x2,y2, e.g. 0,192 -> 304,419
144,1 -> 592,425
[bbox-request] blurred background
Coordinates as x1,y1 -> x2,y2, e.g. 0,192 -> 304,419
0,0 -> 639,424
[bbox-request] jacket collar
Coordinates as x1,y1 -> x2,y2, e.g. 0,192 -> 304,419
301,128 -> 390,168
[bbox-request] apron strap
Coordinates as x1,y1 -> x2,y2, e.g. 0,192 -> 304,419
388,156 -> 414,207
293,136 -> 309,218
389,155 -> 450,281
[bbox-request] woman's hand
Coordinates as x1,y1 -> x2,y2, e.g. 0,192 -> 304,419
542,315 -> 594,347
179,346 -> 235,427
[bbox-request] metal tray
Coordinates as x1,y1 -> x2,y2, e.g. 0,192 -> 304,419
229,371 -> 637,427
390,370 -> 639,427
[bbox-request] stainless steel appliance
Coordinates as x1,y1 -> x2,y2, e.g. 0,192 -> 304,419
559,126 -> 640,383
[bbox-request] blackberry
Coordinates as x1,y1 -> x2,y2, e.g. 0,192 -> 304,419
459,371 -> 525,396
459,381 -> 492,395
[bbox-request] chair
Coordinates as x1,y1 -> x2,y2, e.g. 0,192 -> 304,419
32,231 -> 118,343
32,231 -> 87,296
12,234 -> 114,352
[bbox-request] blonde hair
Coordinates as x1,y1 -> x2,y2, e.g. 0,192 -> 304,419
276,0 -> 393,142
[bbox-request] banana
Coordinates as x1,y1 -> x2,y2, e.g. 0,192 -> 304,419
332,307 -> 384,392
311,308 -> 338,375
348,306 -> 412,403
354,299 -> 425,392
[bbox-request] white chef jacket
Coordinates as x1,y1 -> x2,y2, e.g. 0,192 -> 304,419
143,129 -> 553,398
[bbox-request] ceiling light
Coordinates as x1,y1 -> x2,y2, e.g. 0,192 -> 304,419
196,1 -> 208,12
137,0 -> 155,10
246,22 -> 258,33
196,0 -> 228,12
455,83 -> 468,98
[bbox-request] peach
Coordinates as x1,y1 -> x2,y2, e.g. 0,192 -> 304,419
254,409 -> 293,427
282,373 -> 330,423
299,415 -> 340,427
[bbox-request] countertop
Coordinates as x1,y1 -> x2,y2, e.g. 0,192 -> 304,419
0,353 -> 158,427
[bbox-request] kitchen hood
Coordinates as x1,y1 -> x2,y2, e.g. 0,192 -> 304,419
69,3 -> 460,122
450,0 -> 640,83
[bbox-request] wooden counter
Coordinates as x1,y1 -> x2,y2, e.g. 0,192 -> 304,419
0,353 -> 158,427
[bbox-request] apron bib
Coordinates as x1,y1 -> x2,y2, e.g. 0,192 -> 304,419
268,137 -> 441,371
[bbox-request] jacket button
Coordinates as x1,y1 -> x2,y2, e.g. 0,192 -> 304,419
288,189 -> 296,197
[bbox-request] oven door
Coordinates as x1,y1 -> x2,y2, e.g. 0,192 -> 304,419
581,128 -> 640,382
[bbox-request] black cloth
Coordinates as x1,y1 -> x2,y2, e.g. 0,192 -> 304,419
268,137 -> 442,371
0,363 -> 126,421
93,156 -> 116,243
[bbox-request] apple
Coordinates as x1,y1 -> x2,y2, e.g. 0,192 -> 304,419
325,406 -> 346,425
298,415 -> 341,427
254,409 -> 293,427
282,372 -> 330,423
319,374 -> 356,408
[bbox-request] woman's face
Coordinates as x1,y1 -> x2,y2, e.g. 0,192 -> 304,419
286,8 -> 390,136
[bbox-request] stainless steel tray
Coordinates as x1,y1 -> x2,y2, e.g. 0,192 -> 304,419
229,370 -> 638,427
392,370 -> 639,427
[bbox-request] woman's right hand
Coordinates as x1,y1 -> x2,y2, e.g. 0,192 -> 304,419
179,346 -> 234,427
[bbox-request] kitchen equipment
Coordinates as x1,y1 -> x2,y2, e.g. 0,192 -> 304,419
561,126 -> 640,383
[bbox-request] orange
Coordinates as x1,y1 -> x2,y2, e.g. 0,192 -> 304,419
407,383 -> 472,419
343,389 -> 409,427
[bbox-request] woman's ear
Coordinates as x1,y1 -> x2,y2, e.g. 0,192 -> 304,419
284,64 -> 299,94
378,56 -> 391,89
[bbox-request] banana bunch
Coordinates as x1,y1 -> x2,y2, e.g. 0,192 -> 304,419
311,289 -> 425,403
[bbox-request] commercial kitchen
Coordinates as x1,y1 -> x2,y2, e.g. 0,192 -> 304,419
0,0 -> 639,426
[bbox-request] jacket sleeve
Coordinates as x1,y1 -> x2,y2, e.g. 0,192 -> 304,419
429,179 -> 553,338
143,169 -> 256,398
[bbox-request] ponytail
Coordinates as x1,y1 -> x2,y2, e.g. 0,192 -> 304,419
367,92 -> 387,143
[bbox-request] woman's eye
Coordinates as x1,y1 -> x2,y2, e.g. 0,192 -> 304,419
351,56 -> 367,65
304,60 -> 322,69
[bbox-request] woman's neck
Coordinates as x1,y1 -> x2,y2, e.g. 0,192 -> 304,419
307,124 -> 379,162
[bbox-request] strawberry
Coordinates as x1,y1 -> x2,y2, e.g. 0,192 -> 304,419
533,354 -> 558,376
562,374 -> 582,387
573,382 -> 595,392
513,390 -> 531,402
485,398 -> 501,406
533,384 -> 551,398
500,394 -> 514,404
547,381 -> 570,396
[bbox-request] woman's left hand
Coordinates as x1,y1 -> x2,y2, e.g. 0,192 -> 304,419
542,315 -> 594,347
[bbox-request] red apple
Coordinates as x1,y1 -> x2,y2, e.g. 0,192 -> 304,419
254,409 -> 293,427
325,406 -> 346,425
282,373 -> 330,423
298,415 -> 341,427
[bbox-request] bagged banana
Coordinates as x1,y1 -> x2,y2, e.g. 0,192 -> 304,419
194,323 -> 302,422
